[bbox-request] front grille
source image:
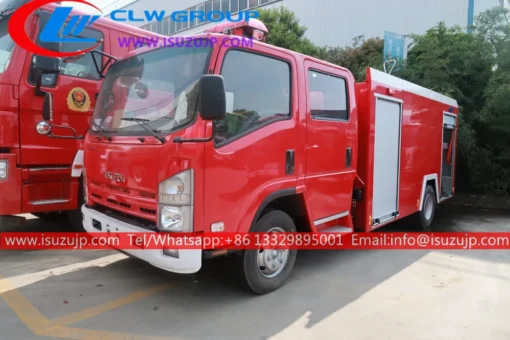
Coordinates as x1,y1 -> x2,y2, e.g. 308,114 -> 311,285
140,191 -> 156,199
107,198 -> 131,209
106,184 -> 130,194
93,204 -> 157,231
140,207 -> 156,215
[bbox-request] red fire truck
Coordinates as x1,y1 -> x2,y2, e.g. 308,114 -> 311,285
0,3 -> 163,229
39,19 -> 458,294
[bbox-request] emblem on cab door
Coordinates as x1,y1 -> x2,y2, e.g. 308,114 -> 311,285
105,171 -> 125,183
67,87 -> 91,112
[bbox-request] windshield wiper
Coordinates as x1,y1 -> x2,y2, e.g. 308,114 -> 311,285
90,121 -> 112,142
121,118 -> 166,144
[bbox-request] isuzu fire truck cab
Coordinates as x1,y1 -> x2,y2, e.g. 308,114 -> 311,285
70,19 -> 458,294
0,3 -> 163,229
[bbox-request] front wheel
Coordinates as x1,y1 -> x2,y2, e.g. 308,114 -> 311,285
237,210 -> 297,295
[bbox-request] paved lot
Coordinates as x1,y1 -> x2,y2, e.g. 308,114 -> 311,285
0,206 -> 509,340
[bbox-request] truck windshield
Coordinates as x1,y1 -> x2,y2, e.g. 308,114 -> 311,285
0,18 -> 14,73
91,43 -> 211,137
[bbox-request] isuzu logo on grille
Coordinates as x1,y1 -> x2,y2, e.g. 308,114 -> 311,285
105,171 -> 125,183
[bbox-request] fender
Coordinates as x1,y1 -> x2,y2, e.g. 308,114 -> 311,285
250,187 -> 297,229
71,150 -> 84,178
419,174 -> 440,211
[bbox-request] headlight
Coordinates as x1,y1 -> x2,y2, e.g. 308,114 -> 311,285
158,169 -> 192,205
0,160 -> 7,180
157,169 -> 193,232
159,206 -> 192,232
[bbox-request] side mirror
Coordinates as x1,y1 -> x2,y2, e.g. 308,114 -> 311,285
199,75 -> 226,121
33,56 -> 60,95
42,92 -> 53,121
134,82 -> 149,99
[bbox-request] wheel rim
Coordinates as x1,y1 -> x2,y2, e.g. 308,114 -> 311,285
257,227 -> 289,278
424,194 -> 434,220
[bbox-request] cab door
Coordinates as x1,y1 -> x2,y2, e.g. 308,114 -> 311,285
202,41 -> 299,233
303,61 -> 357,227
18,11 -> 109,166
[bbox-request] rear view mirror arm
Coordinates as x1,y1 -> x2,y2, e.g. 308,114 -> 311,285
173,120 -> 217,144
91,50 -> 118,79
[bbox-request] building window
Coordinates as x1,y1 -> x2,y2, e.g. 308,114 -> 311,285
196,3 -> 205,26
222,0 -> 230,11
205,0 -> 212,22
230,0 -> 239,12
157,21 -> 163,34
308,70 -> 349,121
239,0 -> 248,11
212,0 -> 221,20
215,50 -> 291,145
249,0 -> 258,8
163,17 -> 169,34
182,10 -> 189,30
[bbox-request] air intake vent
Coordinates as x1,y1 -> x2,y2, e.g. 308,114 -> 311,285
107,198 -> 131,209
140,207 -> 156,215
106,184 -> 130,194
140,191 -> 156,199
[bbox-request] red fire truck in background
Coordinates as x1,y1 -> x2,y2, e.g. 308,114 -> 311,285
39,19 -> 458,294
0,3 -> 163,229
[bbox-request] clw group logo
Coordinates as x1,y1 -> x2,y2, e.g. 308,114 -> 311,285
9,0 -> 102,57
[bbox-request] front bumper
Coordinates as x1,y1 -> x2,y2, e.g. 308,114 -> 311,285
81,205 -> 202,274
0,153 -> 21,215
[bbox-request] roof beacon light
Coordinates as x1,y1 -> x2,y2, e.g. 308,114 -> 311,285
203,19 -> 269,42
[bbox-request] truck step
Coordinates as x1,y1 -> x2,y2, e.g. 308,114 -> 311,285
318,226 -> 352,233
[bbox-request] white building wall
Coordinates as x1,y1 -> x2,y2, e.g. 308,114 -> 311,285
118,0 -> 504,47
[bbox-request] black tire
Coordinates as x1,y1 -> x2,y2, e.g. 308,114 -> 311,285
416,185 -> 436,231
237,210 -> 297,295
67,177 -> 85,232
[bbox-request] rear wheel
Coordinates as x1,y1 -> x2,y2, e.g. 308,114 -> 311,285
237,210 -> 297,295
415,185 -> 436,231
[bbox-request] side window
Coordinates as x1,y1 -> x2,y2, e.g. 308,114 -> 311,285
28,12 -> 104,84
308,70 -> 348,121
58,28 -> 103,80
215,50 -> 291,145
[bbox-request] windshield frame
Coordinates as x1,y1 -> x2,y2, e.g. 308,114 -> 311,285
89,42 -> 214,139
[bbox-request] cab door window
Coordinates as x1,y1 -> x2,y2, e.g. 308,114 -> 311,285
28,11 -> 104,85
308,70 -> 349,121
215,50 -> 291,146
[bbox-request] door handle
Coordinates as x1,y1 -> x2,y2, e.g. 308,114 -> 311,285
286,150 -> 295,175
345,148 -> 352,168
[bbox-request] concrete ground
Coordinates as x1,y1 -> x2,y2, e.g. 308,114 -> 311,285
0,206 -> 509,340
